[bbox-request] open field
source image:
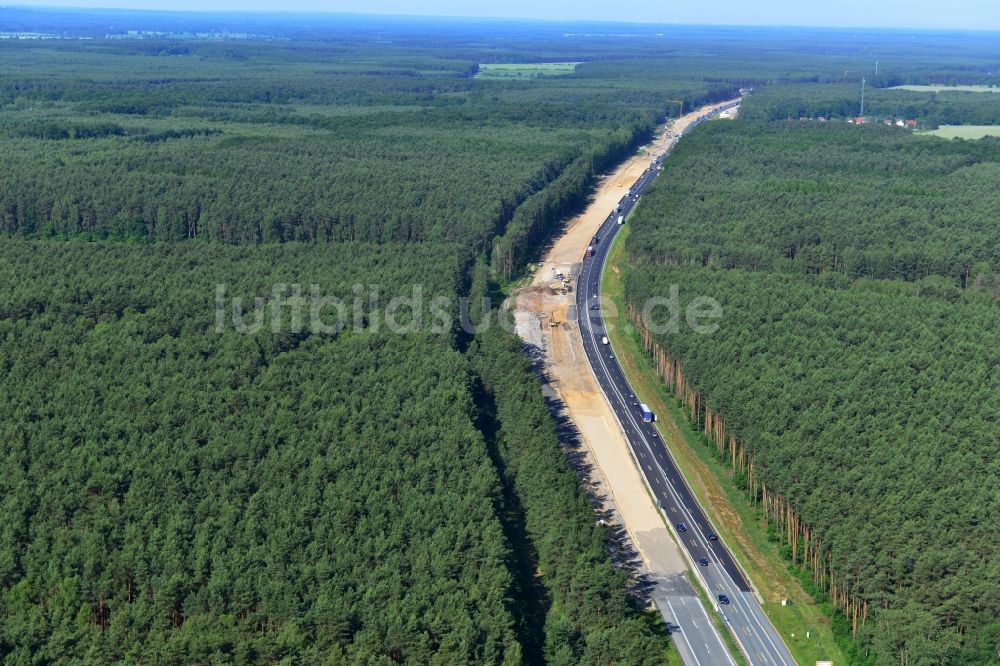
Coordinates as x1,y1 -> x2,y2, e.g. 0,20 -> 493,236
476,62 -> 580,78
601,227 -> 849,666
892,84 -> 1000,93
922,124 -> 1000,139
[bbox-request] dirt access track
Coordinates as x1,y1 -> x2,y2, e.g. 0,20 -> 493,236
515,100 -> 739,599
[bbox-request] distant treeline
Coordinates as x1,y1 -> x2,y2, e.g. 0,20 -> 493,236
0,39 -> 737,275
741,83 -> 1000,127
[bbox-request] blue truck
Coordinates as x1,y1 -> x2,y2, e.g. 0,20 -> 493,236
639,403 -> 654,422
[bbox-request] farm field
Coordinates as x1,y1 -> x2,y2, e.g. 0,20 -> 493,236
475,61 -> 581,77
892,84 -> 1000,92
923,124 -> 1000,138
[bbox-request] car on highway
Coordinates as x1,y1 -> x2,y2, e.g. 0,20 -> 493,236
718,594 -> 730,605
676,523 -> 687,532
589,304 -> 599,310
707,533 -> 719,541
699,557 -> 709,566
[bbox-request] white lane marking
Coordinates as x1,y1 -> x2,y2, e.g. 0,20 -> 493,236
591,339 -> 790,662
662,596 -> 704,666
579,106 -> 749,666
737,592 -> 793,665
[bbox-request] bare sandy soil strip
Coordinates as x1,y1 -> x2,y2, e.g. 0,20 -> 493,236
514,100 -> 739,595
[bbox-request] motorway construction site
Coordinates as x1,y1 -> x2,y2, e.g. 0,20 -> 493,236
513,100 -> 744,665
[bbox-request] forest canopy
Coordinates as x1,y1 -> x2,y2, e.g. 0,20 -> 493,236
0,240 -> 669,663
624,108 -> 1000,664
627,121 -> 1000,287
0,16 -> 752,661
4,13 -> 1000,664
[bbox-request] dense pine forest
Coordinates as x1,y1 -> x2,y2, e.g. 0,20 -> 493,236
3,9 -> 1000,664
0,13 -> 747,664
0,241 -> 671,662
627,122 -> 1000,284
624,110 -> 1000,662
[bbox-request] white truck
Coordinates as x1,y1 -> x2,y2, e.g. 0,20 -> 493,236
617,215 -> 624,225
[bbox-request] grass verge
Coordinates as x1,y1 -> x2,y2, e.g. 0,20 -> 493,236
601,224 -> 848,666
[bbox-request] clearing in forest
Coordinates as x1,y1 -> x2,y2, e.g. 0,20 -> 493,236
922,124 -> 1000,139
892,84 -> 1000,93
476,62 -> 581,78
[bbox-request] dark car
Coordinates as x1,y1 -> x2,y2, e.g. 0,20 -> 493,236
718,594 -> 730,605
676,523 -> 687,532
589,304 -> 599,310
699,557 -> 709,567
707,533 -> 719,541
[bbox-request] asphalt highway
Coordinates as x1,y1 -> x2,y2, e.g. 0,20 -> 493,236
574,102 -> 796,666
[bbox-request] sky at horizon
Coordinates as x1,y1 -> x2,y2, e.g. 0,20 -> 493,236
5,0 -> 1000,31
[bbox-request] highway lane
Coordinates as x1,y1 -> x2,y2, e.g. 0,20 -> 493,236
574,102 -> 796,666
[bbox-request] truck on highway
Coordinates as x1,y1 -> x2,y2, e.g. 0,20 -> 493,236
617,215 -> 624,225
586,245 -> 595,257
639,403 -> 654,422
601,336 -> 609,345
